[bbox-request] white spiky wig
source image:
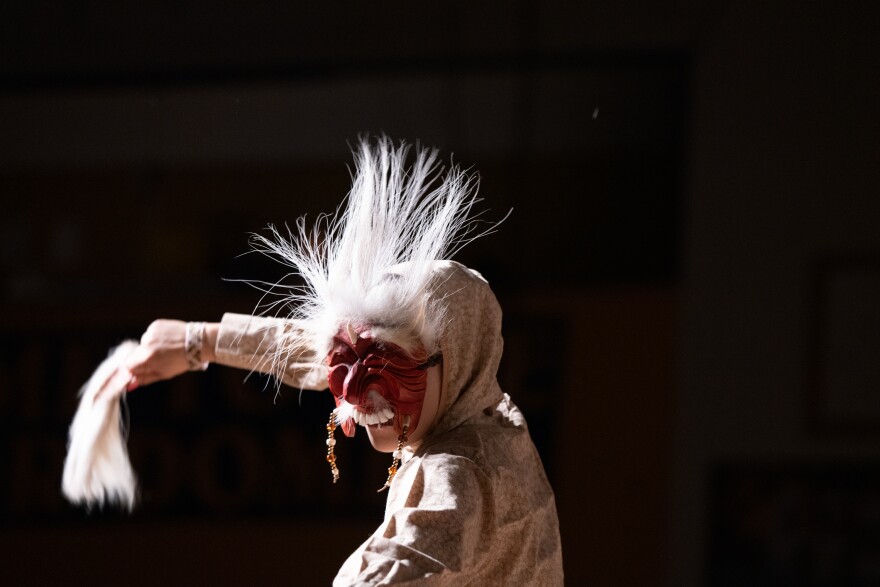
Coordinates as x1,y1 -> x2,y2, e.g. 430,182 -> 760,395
251,135 -> 492,373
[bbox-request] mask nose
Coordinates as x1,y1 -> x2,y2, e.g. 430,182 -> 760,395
342,361 -> 366,404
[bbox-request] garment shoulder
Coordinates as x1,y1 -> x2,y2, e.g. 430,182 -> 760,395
335,454 -> 493,586
419,414 -> 531,475
418,420 -> 558,524
336,442 -> 561,586
390,450 -> 492,511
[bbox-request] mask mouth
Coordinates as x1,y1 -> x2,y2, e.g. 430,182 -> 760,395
334,391 -> 395,428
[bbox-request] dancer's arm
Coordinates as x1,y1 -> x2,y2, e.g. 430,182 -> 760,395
125,314 -> 327,390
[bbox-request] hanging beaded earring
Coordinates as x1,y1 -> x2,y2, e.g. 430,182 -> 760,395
326,412 -> 339,483
378,418 -> 409,492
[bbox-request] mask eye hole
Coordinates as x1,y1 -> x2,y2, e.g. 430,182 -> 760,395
328,345 -> 358,367
415,353 -> 442,370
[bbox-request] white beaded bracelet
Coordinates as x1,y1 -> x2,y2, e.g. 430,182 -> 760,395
184,321 -> 209,371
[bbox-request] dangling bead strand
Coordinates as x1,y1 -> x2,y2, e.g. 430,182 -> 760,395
326,412 -> 339,483
378,420 -> 409,493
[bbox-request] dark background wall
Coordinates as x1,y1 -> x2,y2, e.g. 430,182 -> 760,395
1,1 -> 878,585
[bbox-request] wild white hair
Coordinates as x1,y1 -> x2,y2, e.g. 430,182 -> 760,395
250,135 -> 497,379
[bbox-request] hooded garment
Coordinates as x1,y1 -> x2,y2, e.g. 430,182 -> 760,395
215,261 -> 564,586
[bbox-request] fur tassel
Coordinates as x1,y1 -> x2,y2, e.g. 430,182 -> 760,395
62,341 -> 139,510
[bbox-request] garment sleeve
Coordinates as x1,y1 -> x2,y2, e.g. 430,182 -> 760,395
334,455 -> 494,586
213,312 -> 328,390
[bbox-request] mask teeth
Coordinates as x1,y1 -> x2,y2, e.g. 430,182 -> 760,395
376,406 -> 395,425
339,391 -> 396,427
351,406 -> 394,426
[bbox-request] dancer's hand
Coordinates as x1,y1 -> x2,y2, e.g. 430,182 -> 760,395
125,319 -> 217,389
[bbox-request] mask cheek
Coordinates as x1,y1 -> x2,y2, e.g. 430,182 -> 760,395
389,380 -> 428,435
328,366 -> 347,404
360,374 -> 392,414
366,374 -> 410,434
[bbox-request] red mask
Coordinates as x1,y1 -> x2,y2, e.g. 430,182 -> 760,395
327,327 -> 435,437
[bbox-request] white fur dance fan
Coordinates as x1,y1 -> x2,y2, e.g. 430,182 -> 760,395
62,341 -> 139,510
